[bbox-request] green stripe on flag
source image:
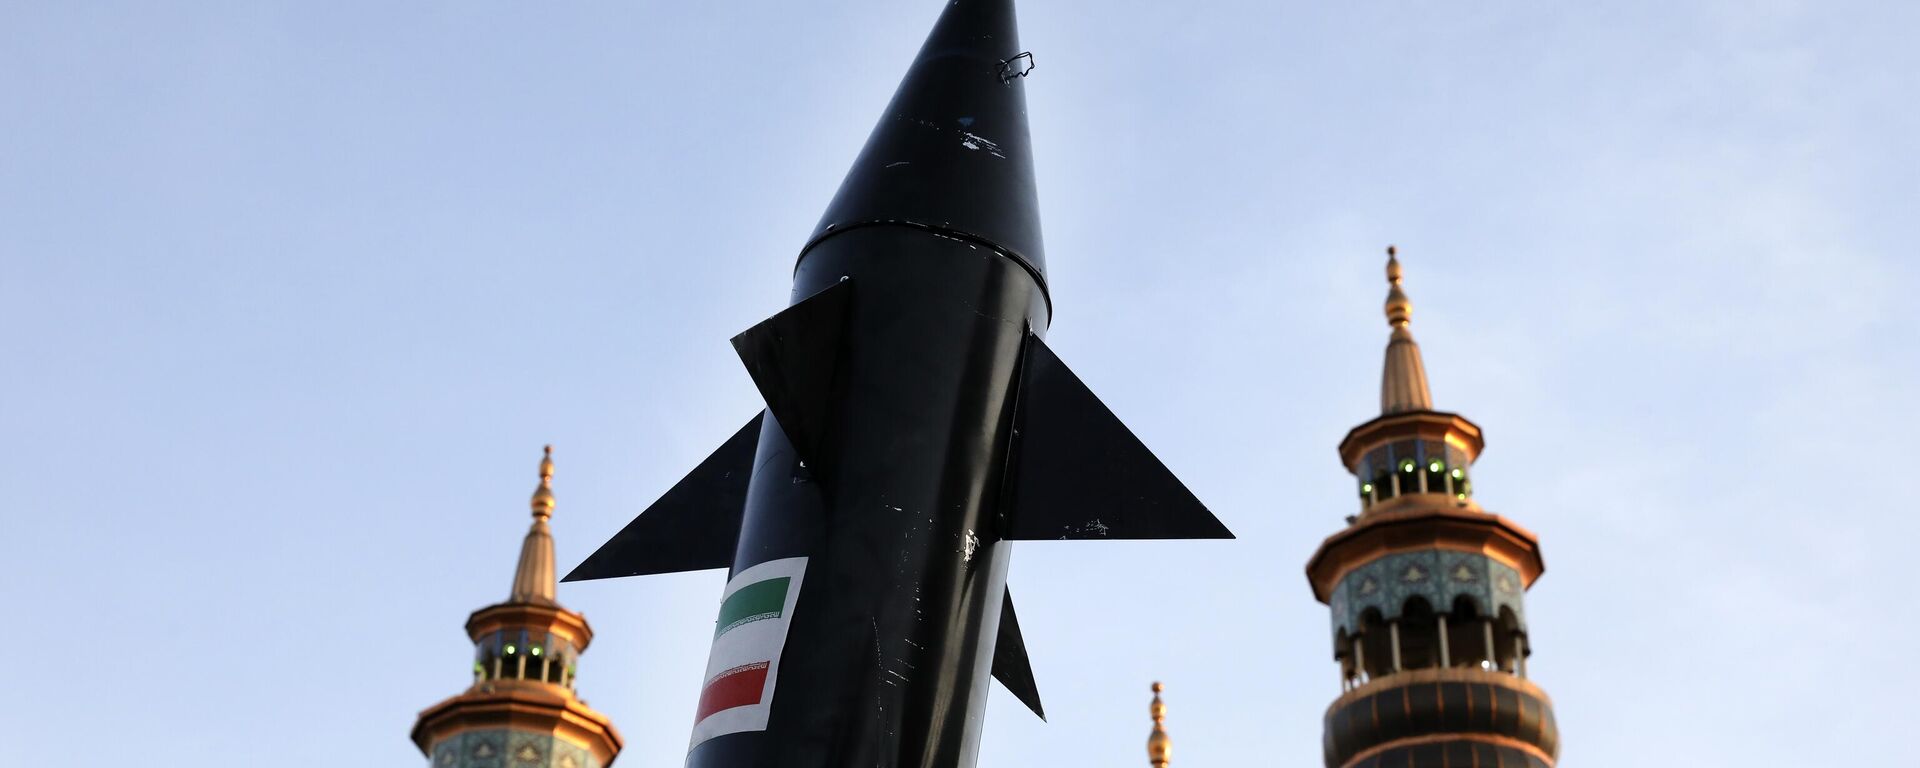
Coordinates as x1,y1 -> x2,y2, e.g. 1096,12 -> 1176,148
715,576 -> 790,638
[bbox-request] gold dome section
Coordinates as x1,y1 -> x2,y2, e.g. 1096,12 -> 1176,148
1146,681 -> 1172,768
531,445 -> 556,519
1385,245 -> 1412,328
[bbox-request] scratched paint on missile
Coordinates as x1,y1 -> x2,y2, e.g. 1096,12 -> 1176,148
689,556 -> 808,750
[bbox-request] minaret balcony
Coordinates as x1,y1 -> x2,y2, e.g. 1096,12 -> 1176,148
473,628 -> 581,688
1306,505 -> 1544,605
1322,667 -> 1559,768
412,679 -> 623,768
464,599 -> 594,689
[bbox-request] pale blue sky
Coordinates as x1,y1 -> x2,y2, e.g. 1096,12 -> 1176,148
3,2 -> 1915,765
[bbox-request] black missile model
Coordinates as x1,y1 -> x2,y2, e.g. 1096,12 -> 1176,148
565,1 -> 1232,766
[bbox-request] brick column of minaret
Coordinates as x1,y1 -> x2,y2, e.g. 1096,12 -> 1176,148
413,447 -> 624,768
1306,249 -> 1560,768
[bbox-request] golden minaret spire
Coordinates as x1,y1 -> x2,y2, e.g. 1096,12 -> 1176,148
510,445 -> 559,605
1146,682 -> 1172,768
1379,245 -> 1434,414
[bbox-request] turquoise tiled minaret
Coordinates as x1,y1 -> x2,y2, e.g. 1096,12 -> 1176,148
1306,249 -> 1560,767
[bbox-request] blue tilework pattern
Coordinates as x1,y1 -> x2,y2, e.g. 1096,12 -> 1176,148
1328,550 -> 1527,641
428,729 -> 600,768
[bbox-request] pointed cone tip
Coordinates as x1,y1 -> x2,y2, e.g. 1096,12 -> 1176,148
803,0 -> 1047,293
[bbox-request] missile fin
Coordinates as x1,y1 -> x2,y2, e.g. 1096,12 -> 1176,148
1001,334 -> 1235,541
561,415 -> 762,582
991,586 -> 1045,721
730,280 -> 853,473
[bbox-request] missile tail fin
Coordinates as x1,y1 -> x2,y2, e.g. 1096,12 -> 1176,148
561,415 -> 762,582
730,280 -> 853,473
1001,334 -> 1235,541
992,587 -> 1045,721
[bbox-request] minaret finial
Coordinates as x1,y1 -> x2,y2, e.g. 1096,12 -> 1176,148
1385,245 -> 1412,328
510,445 -> 560,604
1146,681 -> 1171,768
1379,246 -> 1433,413
531,444 -> 556,520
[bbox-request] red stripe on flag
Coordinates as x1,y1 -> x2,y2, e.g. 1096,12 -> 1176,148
695,661 -> 770,722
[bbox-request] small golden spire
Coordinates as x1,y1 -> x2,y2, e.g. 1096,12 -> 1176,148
531,444 -> 556,520
1378,246 -> 1434,413
1146,681 -> 1171,768
510,445 -> 560,605
1384,245 -> 1412,327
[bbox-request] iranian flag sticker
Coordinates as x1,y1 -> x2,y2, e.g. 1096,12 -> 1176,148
688,557 -> 807,750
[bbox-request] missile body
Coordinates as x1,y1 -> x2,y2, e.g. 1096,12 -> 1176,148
566,2 -> 1231,766
706,235 -> 1043,768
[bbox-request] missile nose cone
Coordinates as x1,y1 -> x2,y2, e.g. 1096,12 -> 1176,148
803,0 -> 1048,301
